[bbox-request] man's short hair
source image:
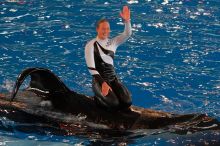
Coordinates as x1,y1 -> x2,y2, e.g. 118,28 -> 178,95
96,18 -> 109,28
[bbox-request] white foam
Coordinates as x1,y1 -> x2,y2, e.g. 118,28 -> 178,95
136,82 -> 152,87
152,23 -> 163,28
64,49 -> 71,55
127,0 -> 139,4
162,0 -> 169,5
9,9 -> 17,12
156,9 -> 163,13
0,31 -> 8,35
160,95 -> 172,103
64,24 -> 70,29
1,79 -> 14,92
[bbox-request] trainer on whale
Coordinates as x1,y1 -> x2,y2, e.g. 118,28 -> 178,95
85,6 -> 132,110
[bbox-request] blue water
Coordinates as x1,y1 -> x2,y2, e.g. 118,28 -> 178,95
0,0 -> 220,145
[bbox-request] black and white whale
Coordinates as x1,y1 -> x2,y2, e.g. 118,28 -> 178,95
0,67 -> 219,135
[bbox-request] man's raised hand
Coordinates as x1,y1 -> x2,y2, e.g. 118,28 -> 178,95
120,6 -> 131,22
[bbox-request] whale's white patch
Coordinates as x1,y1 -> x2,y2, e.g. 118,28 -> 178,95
40,100 -> 52,107
27,87 -> 50,94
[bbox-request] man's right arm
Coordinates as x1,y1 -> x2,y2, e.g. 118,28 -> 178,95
85,41 -> 104,85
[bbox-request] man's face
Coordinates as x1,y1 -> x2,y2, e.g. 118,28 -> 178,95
96,22 -> 110,40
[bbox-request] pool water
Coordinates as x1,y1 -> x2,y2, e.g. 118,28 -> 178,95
0,0 -> 220,145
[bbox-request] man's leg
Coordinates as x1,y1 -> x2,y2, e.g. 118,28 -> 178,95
110,78 -> 132,109
92,78 -> 119,110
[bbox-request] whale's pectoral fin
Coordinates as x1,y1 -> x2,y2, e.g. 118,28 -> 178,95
11,68 -> 71,101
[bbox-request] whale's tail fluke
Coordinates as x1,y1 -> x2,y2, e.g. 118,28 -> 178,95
10,68 -> 71,101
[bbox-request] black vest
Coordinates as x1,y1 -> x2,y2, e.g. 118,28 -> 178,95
93,41 -> 116,82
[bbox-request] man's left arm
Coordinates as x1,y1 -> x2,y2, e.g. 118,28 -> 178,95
113,21 -> 132,47
113,6 -> 132,47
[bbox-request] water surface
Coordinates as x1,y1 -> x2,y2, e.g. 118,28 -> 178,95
0,0 -> 220,145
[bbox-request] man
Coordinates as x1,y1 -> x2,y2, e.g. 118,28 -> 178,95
85,6 -> 132,111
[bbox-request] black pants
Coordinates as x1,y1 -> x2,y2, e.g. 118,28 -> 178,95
92,77 -> 132,111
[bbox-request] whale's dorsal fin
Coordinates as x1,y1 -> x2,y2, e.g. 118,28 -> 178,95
11,68 -> 71,101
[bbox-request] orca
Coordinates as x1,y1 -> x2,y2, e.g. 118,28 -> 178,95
0,67 -> 219,135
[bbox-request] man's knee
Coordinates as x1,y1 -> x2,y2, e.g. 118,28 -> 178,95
119,84 -> 132,103
92,81 -> 120,109
121,94 -> 132,109
94,94 -> 119,111
92,78 -> 132,110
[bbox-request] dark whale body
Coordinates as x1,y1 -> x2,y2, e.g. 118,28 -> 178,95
0,68 -> 219,135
